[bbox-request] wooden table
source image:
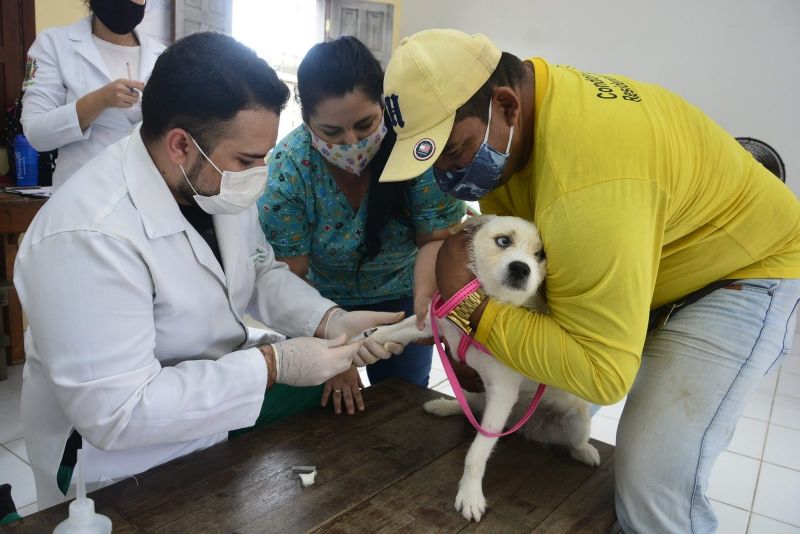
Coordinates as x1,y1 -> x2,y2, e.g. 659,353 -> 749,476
0,191 -> 46,370
9,380 -> 616,533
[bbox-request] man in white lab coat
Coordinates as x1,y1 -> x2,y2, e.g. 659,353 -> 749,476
14,32 -> 406,509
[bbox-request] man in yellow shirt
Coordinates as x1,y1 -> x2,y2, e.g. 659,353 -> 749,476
380,29 -> 800,533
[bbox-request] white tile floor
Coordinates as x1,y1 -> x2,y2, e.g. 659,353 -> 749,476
3,339 -> 800,532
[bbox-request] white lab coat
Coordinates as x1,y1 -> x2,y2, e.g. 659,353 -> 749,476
21,16 -> 164,189
14,128 -> 337,509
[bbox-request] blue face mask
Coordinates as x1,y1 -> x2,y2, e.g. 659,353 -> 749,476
434,102 -> 515,201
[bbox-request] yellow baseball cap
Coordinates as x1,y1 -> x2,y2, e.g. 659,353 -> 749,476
379,29 -> 501,182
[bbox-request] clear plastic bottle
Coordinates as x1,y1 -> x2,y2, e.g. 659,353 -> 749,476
53,449 -> 112,534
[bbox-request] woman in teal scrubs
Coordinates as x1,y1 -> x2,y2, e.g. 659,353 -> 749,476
258,37 -> 464,415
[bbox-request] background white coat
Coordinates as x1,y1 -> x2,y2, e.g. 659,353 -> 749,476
21,16 -> 164,188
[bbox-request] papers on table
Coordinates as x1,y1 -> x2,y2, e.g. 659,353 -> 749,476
4,186 -> 52,198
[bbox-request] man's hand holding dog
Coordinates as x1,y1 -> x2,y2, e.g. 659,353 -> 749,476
435,231 -> 487,393
436,231 -> 489,330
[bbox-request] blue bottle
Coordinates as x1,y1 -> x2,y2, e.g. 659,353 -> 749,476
13,134 -> 39,186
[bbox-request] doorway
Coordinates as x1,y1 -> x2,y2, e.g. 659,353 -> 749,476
326,0 -> 394,68
231,0 -> 395,142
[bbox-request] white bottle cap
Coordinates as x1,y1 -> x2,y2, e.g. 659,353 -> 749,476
53,449 -> 112,534
66,497 -> 96,526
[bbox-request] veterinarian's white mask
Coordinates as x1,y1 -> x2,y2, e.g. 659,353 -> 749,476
180,135 -> 267,215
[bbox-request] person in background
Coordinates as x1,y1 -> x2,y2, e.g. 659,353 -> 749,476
379,29 -> 800,533
258,37 -> 465,415
21,0 -> 164,189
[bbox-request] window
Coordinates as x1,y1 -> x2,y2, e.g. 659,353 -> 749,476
232,0 -> 323,141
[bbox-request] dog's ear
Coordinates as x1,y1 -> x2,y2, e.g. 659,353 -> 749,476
450,215 -> 494,236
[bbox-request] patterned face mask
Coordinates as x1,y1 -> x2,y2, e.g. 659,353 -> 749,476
433,102 -> 514,201
308,121 -> 388,175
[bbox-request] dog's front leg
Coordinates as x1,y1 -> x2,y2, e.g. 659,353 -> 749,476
358,315 -> 432,346
455,368 -> 522,522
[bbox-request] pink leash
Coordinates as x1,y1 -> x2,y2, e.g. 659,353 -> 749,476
430,279 -> 547,438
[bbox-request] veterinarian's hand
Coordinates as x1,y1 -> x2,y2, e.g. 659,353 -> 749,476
77,79 -> 146,130
354,335 -> 405,367
322,366 -> 365,415
271,335 -> 359,387
436,231 -> 475,301
321,308 -> 406,365
97,79 -> 145,109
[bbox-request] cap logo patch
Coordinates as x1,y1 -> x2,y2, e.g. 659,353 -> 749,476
385,94 -> 405,128
413,138 -> 435,161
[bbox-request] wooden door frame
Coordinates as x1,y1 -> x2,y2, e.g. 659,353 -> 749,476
170,0 -> 175,42
21,0 -> 35,54
1,0 -> 37,110
323,0 -> 400,49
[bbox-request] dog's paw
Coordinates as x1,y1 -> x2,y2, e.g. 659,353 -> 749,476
366,316 -> 431,346
455,479 -> 487,522
570,442 -> 601,467
423,398 -> 462,417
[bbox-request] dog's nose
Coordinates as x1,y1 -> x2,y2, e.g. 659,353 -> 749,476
508,261 -> 531,280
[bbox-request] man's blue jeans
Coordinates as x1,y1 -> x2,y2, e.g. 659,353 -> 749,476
615,279 -> 800,533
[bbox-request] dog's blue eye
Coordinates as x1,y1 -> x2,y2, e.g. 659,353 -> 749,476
495,236 -> 511,248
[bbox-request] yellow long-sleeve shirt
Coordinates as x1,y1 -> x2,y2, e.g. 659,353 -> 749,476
475,58 -> 800,405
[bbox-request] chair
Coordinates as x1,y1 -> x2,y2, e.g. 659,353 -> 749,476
736,137 -> 786,182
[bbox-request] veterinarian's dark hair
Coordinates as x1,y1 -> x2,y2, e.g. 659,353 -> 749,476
455,52 -> 527,123
296,35 -> 383,122
297,36 -> 412,275
141,32 -> 289,153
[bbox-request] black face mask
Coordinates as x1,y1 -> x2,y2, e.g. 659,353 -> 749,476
90,0 -> 146,36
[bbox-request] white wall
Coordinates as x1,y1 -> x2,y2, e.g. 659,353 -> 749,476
140,0 -> 173,47
35,0 -> 171,46
34,0 -> 86,33
400,0 -> 800,195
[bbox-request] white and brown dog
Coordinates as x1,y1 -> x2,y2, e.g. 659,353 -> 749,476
367,215 -> 599,522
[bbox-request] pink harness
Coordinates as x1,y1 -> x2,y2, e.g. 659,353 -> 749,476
430,279 -> 547,438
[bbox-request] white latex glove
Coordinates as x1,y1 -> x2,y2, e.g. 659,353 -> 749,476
272,335 -> 360,387
324,308 -> 406,366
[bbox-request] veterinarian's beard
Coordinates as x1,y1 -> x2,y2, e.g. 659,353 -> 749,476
178,159 -> 212,207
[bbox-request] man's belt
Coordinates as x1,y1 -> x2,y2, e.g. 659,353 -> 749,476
648,279 -> 735,332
